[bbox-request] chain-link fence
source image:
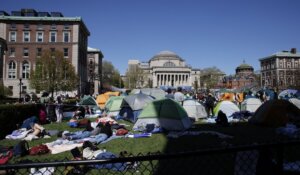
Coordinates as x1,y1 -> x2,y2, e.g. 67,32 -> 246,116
1,141 -> 300,175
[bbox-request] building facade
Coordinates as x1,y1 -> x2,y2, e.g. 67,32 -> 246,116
221,61 -> 257,89
0,9 -> 90,97
87,47 -> 103,95
260,48 -> 300,90
127,51 -> 201,89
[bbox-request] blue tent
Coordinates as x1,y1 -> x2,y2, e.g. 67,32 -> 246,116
115,107 -> 142,123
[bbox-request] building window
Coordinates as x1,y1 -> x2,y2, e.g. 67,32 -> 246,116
50,48 -> 55,57
9,47 -> 15,57
50,24 -> 56,30
24,24 -> 30,30
10,23 -> 16,29
23,31 -> 30,42
49,32 -> 56,42
64,24 -> 70,30
163,61 -> 176,67
9,31 -> 16,42
36,48 -> 42,57
295,62 -> 299,68
36,32 -> 43,42
63,32 -> 70,42
23,48 -> 29,57
287,62 -> 291,68
22,61 -> 30,79
63,48 -> 69,58
22,86 -> 27,93
37,24 -> 43,30
8,61 -> 16,79
8,86 -> 13,92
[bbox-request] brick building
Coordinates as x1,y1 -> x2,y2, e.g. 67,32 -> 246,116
221,61 -> 257,89
87,47 -> 103,95
0,9 -> 90,98
260,48 -> 300,91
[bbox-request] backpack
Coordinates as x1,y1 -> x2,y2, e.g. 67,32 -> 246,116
29,144 -> 49,155
13,140 -> 29,157
0,149 -> 13,165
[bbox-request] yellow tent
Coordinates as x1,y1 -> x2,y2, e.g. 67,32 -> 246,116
96,91 -> 120,109
221,93 -> 235,101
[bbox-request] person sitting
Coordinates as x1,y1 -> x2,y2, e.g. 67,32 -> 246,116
64,122 -> 112,144
215,110 -> 229,127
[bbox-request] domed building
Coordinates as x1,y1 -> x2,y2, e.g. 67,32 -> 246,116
235,61 -> 254,77
127,51 -> 201,89
222,61 -> 257,89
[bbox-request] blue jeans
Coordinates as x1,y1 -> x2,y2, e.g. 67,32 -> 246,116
94,152 -> 126,171
68,131 -> 91,140
89,133 -> 108,144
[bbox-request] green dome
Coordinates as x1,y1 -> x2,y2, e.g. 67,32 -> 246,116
237,63 -> 253,69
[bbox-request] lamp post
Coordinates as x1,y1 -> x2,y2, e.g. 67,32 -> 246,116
19,78 -> 22,101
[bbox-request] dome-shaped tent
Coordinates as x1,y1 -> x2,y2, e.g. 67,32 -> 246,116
133,99 -> 192,131
213,101 -> 240,117
241,98 -> 262,113
183,99 -> 207,120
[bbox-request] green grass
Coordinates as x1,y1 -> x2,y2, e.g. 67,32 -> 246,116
0,118 -> 297,164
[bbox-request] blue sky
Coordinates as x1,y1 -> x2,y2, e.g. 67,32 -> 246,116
2,0 -> 300,75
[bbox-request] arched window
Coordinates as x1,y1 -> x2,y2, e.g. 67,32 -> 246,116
8,61 -> 16,79
163,61 -> 176,67
22,61 -> 30,79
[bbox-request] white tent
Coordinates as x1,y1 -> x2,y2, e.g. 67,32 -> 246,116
241,98 -> 262,113
183,100 -> 208,121
214,101 -> 240,117
289,98 -> 300,109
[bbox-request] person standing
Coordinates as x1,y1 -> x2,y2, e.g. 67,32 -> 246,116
55,96 -> 63,123
165,88 -> 174,99
205,93 -> 216,117
174,87 -> 185,104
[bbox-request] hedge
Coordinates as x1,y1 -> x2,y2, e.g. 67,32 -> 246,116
0,104 -> 39,139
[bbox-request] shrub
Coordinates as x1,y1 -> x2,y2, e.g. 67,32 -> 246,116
0,104 -> 39,139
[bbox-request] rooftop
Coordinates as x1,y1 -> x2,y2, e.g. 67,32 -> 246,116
0,9 -> 90,35
260,48 -> 300,60
150,50 -> 184,62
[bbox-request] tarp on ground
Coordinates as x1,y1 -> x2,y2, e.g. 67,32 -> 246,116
133,98 -> 192,131
105,96 -> 124,113
78,95 -> 97,106
241,98 -> 262,113
122,93 -> 154,111
289,98 -> 300,110
249,100 -> 300,127
213,101 -> 240,117
183,99 -> 208,120
96,91 -> 120,109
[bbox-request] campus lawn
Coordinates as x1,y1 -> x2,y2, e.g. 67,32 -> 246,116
0,118 -> 295,163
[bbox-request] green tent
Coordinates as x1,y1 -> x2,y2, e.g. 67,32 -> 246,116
133,98 -> 192,131
78,95 -> 97,106
213,101 -> 239,117
105,96 -> 124,112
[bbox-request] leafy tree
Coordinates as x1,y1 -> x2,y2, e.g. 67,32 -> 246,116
201,66 -> 225,89
0,83 -> 12,98
102,60 -> 124,88
30,50 -> 78,97
124,64 -> 145,89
